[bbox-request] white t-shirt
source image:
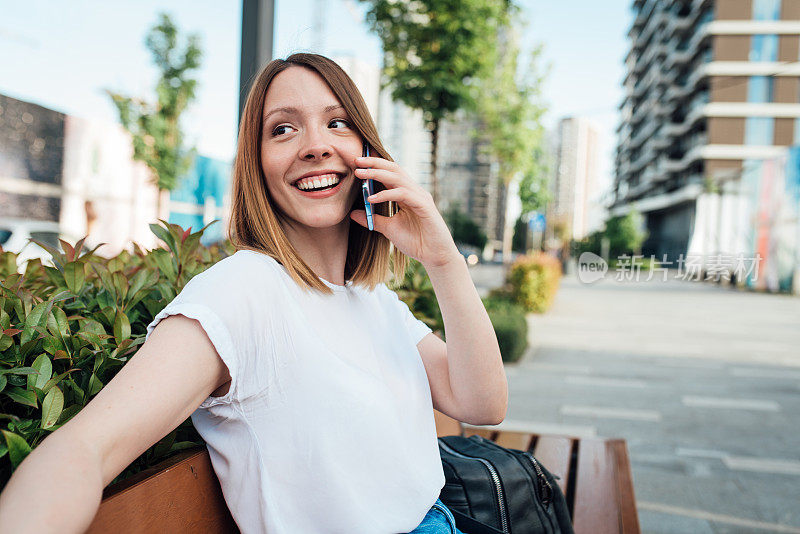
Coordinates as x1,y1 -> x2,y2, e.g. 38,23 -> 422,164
144,249 -> 445,533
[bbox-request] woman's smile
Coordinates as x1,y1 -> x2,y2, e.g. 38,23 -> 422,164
291,172 -> 350,199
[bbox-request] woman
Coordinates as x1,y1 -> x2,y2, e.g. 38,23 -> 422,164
0,53 -> 507,533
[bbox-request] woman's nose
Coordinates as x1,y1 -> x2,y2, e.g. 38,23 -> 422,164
300,130 -> 333,161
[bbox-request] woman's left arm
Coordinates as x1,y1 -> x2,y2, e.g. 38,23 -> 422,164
351,156 -> 507,426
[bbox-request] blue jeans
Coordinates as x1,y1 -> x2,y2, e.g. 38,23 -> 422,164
408,498 -> 465,533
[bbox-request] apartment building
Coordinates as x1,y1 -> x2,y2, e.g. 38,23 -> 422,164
435,109 -> 507,251
613,0 -> 800,261
549,117 -> 603,244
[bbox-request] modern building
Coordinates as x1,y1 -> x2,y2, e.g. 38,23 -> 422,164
549,117 -> 603,244
612,0 -> 800,262
332,55 -> 381,121
435,109 -> 507,252
168,155 -> 232,246
376,86 -> 433,193
0,92 -> 231,257
376,89 -> 508,255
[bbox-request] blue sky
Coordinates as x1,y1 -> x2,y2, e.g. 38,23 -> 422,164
1,0 -> 631,191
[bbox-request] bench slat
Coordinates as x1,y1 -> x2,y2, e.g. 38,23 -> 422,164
572,439 -> 621,534
493,430 -> 534,452
611,439 -> 641,534
533,435 -> 574,497
434,409 -> 463,437
463,426 -> 495,439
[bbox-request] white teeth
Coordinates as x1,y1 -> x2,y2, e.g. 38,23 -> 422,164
295,174 -> 342,191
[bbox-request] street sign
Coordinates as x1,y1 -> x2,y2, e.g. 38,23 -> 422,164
528,212 -> 546,233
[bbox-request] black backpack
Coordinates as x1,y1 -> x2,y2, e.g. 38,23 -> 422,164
437,435 -> 574,534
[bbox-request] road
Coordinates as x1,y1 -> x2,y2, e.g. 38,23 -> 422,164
469,265 -> 800,533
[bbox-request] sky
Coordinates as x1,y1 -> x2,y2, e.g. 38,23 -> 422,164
0,0 -> 632,196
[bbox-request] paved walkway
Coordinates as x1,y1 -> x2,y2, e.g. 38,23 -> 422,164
488,273 -> 800,533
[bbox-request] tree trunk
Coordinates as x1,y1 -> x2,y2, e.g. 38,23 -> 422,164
430,118 -> 440,208
501,180 -> 514,267
157,188 -> 171,223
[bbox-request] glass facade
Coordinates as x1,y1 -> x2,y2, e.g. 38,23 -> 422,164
745,117 -> 775,145
750,34 -> 779,61
752,0 -> 782,20
747,76 -> 774,102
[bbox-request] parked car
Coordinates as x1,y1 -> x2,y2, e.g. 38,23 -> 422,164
0,217 -> 79,273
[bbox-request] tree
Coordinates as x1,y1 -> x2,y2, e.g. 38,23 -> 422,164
106,13 -> 202,220
444,203 -> 488,250
473,15 -> 549,264
573,211 -> 648,259
360,0 -> 509,206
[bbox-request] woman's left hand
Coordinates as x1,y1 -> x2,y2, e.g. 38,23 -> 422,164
350,156 -> 461,269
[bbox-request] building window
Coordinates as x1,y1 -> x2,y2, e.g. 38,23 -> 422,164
745,117 -> 775,145
752,0 -> 781,20
747,76 -> 774,102
750,34 -> 779,61
794,118 -> 800,146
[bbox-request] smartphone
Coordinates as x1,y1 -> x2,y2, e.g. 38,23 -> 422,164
361,143 -> 375,231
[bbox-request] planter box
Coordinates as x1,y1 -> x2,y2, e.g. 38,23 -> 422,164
87,447 -> 238,533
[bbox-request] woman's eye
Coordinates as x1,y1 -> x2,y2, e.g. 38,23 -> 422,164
329,119 -> 350,129
272,124 -> 292,136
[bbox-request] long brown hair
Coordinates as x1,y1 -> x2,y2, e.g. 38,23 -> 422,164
227,53 -> 407,294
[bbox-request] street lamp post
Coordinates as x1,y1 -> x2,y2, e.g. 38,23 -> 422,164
239,0 -> 275,129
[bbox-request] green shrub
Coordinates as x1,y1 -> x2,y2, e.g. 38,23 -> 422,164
389,259 -> 444,339
482,295 -> 528,363
444,205 -> 488,250
507,252 -> 562,313
0,220 -> 233,490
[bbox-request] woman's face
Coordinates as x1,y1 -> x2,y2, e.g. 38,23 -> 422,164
260,66 -> 363,232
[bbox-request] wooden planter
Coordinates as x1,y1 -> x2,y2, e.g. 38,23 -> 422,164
87,447 -> 239,534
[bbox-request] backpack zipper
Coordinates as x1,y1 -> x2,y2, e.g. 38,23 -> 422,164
526,453 -> 554,507
439,440 -> 510,534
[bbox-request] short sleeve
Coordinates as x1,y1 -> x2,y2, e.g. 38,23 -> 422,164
143,255 -> 266,409
379,284 -> 433,346
145,298 -> 238,409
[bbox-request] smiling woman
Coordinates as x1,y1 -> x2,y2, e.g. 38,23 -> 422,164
230,53 -> 405,293
0,53 -> 506,534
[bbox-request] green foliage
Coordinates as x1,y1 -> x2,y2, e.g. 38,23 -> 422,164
392,260 -> 529,363
389,259 -> 444,339
573,211 -> 649,259
360,0 -> 510,205
105,13 -> 202,194
445,205 -> 487,250
361,0 -> 508,125
506,252 -> 562,313
481,294 -> 528,363
471,16 -> 549,261
518,143 -> 552,215
0,220 -> 233,490
475,33 -> 548,188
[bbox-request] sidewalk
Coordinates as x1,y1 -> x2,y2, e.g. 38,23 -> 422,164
496,274 -> 800,533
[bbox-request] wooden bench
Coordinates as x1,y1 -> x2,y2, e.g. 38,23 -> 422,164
434,411 -> 640,534
87,411 -> 640,533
